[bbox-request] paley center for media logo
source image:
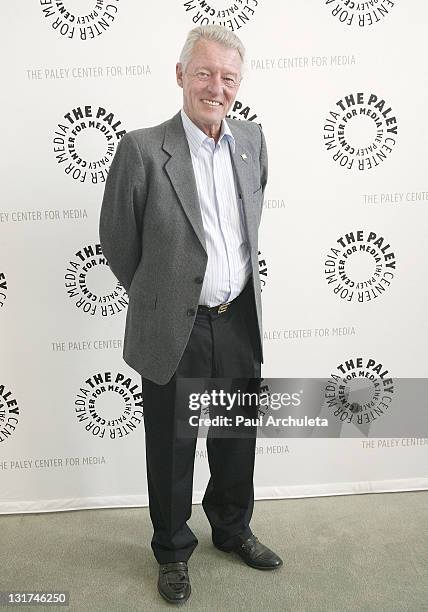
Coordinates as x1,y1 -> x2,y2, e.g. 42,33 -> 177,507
258,251 -> 268,290
227,99 -> 260,124
53,104 -> 126,184
64,243 -> 128,316
324,0 -> 396,28
0,271 -> 7,309
183,0 -> 260,29
323,92 -> 398,171
325,357 -> 394,425
0,383 -> 20,444
324,229 -> 396,302
39,0 -> 121,40
74,371 -> 143,439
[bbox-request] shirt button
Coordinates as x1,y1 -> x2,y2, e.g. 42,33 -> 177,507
187,308 -> 196,317
195,276 -> 203,284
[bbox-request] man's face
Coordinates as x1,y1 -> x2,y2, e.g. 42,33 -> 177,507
176,39 -> 242,135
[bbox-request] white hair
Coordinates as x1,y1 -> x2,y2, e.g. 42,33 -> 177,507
179,25 -> 245,73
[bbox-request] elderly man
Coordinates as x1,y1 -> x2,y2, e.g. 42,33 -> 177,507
99,25 -> 282,605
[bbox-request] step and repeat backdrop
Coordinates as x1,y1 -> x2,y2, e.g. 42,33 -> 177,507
1,1 -> 427,513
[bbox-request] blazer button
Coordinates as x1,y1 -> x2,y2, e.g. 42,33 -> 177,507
195,276 -> 203,284
187,308 -> 196,317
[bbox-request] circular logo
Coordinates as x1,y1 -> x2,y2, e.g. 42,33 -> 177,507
323,92 -> 398,171
0,271 -> 7,309
324,230 -> 396,302
227,100 -> 261,125
258,250 -> 268,290
65,243 -> 128,316
325,0 -> 396,28
325,357 -> 394,425
74,371 -> 143,438
182,0 -> 259,29
53,104 -> 126,184
39,0 -> 121,40
0,383 -> 20,444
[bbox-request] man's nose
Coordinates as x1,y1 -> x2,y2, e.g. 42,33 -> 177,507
206,73 -> 222,95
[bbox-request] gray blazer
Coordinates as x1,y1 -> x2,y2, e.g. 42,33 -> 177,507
99,111 -> 268,385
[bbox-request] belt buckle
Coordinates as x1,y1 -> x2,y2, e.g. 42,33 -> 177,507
217,303 -> 229,314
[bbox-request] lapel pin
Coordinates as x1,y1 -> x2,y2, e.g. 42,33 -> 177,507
241,153 -> 248,161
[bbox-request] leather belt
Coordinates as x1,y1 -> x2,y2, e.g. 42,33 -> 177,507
197,276 -> 252,315
197,301 -> 231,315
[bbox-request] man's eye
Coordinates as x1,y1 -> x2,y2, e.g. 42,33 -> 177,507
197,72 -> 210,79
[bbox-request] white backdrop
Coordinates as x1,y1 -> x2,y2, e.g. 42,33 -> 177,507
1,1 -> 427,514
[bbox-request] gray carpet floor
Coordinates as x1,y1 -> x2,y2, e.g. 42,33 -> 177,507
1,492 -> 427,611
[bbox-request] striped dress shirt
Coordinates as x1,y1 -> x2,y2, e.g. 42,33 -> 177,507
180,109 -> 252,307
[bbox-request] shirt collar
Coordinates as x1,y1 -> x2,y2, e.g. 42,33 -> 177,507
180,109 -> 236,155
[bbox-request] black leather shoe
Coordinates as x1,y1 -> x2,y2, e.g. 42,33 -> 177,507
158,561 -> 191,604
217,535 -> 283,570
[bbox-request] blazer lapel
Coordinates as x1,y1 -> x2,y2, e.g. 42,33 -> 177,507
162,112 -> 207,254
227,123 -> 259,253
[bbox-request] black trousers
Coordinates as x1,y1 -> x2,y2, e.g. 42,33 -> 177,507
142,278 -> 261,563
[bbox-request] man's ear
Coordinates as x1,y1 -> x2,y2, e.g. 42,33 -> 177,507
176,63 -> 183,88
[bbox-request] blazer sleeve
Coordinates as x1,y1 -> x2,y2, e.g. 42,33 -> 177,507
99,132 -> 147,293
259,123 -> 268,194
258,124 -> 268,225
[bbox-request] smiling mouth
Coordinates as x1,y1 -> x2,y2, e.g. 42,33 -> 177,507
201,99 -> 222,107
